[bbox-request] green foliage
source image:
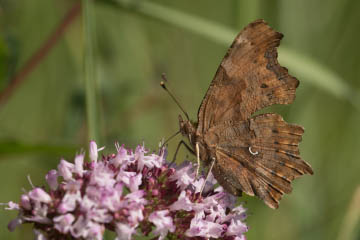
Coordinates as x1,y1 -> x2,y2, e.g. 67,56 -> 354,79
1,0 -> 360,239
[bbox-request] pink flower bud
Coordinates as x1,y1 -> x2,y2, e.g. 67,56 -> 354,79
89,141 -> 104,163
89,140 -> 98,162
46,170 -> 58,190
74,153 -> 84,177
28,188 -> 51,204
20,195 -> 32,210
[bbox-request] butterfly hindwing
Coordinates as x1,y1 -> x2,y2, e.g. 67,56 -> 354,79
205,113 -> 312,208
214,149 -> 283,209
249,113 -> 313,177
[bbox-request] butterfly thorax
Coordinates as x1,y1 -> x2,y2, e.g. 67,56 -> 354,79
178,115 -> 212,165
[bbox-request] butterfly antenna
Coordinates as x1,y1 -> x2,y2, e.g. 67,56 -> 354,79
160,73 -> 190,121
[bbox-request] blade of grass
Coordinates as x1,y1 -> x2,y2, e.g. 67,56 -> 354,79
278,48 -> 355,103
100,0 -> 235,44
337,186 -> 360,240
99,0 -> 360,110
83,0 -> 100,142
233,0 -> 261,28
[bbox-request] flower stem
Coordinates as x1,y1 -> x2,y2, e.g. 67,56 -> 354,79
82,0 -> 100,142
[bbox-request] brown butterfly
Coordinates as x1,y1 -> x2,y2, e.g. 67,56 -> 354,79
164,19 -> 313,209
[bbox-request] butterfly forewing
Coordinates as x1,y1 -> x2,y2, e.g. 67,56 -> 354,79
197,19 -> 299,134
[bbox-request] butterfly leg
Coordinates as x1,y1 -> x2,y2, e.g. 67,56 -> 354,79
195,143 -> 201,178
160,130 -> 180,148
170,140 -> 195,167
200,157 -> 216,195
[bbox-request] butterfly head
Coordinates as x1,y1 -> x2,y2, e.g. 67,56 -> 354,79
178,115 -> 197,144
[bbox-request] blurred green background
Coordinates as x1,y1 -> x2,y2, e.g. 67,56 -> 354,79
1,0 -> 360,239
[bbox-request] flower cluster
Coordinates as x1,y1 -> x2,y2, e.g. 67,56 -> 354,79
5,141 -> 248,240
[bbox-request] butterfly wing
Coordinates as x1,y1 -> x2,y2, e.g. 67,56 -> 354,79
195,19 -> 312,208
206,113 -> 313,209
197,19 -> 299,134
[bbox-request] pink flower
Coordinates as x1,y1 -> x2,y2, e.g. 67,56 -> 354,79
84,221 -> 104,240
45,170 -> 58,190
89,162 -> 116,188
225,206 -> 248,238
74,153 -> 85,177
111,143 -> 129,168
58,159 -> 74,181
149,210 -> 175,240
128,208 -> 144,224
115,223 -> 136,240
185,211 -> 224,238
57,191 -> 81,214
26,204 -> 50,224
128,173 -> 142,192
70,215 -> 88,238
169,190 -> 194,211
53,213 -> 75,233
116,170 -> 136,186
88,208 -> 112,223
169,161 -> 195,190
125,190 -> 147,205
5,201 -> 19,210
99,184 -> 123,211
226,218 -> 248,237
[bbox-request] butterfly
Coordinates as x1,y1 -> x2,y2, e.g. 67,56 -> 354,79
165,19 -> 313,209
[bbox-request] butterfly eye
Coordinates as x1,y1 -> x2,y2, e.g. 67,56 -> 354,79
248,146 -> 259,155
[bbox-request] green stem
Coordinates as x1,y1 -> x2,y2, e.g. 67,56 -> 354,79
83,0 -> 100,142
